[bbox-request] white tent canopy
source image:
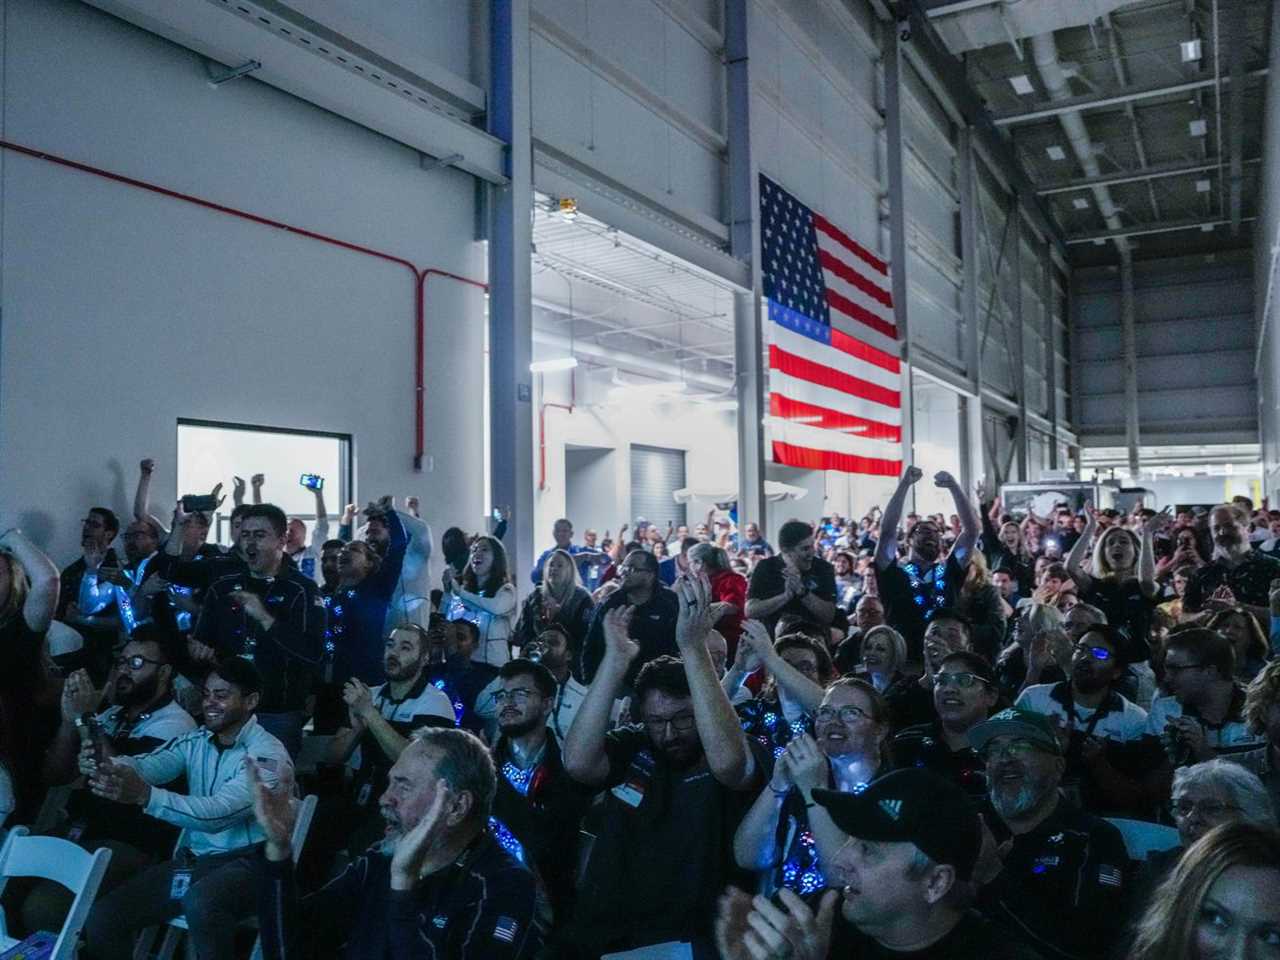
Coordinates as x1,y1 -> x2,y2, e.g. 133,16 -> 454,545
671,481 -> 809,504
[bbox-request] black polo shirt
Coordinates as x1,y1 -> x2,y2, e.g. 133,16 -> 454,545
877,553 -> 966,660
1184,550 -> 1280,613
747,555 -> 838,635
980,796 -> 1132,960
829,909 -> 1047,959
891,719 -> 988,802
580,586 -> 680,687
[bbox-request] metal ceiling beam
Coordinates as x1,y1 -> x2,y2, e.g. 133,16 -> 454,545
1065,215 -> 1257,244
992,68 -> 1268,126
1036,157 -> 1262,196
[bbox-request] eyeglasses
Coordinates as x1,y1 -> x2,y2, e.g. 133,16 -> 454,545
114,655 -> 162,671
977,738 -> 1051,763
815,705 -> 872,725
1072,643 -> 1113,662
1164,662 -> 1207,675
1169,798 -> 1240,820
643,713 -> 696,733
933,671 -> 990,690
492,688 -> 537,706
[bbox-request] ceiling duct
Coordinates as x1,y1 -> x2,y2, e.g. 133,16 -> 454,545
929,0 -> 1136,57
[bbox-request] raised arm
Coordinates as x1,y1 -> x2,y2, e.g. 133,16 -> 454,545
937,471 -> 980,565
875,466 -> 921,571
1065,507 -> 1098,594
1137,511 -> 1164,599
675,574 -> 756,790
133,459 -> 155,523
251,473 -> 265,505
0,528 -> 59,633
563,605 -> 636,786
740,620 -> 824,712
343,679 -> 409,764
310,484 -> 329,546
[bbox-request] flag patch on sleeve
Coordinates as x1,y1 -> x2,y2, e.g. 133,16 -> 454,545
1098,864 -> 1123,888
493,916 -> 519,943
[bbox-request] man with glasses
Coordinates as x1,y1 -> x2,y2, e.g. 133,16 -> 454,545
564,576 -> 766,956
58,506 -> 123,679
76,517 -> 166,642
1147,627 -> 1267,769
489,659 -> 591,938
892,650 -> 998,801
885,610 -> 973,730
23,629 -> 196,933
969,708 -> 1131,960
580,548 -> 679,687
1183,502 -> 1280,625
1015,624 -> 1150,815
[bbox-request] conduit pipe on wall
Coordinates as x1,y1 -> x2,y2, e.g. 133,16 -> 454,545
537,371 -> 575,492
0,139 -> 487,472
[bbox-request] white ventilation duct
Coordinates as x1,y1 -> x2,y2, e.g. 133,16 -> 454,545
531,327 -> 733,393
930,0 -> 1137,56
1030,31 -> 1130,258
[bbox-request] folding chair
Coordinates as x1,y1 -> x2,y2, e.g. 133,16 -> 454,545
141,796 -> 318,960
1105,817 -> 1180,861
0,826 -> 113,960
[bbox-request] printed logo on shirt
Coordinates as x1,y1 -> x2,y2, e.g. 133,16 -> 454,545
878,798 -> 903,820
493,916 -> 519,944
432,915 -> 448,929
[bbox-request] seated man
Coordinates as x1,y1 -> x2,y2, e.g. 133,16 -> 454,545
716,769 -> 1040,959
254,726 -> 545,959
969,708 -> 1132,960
1016,624 -> 1151,816
83,658 -> 292,960
23,630 -> 195,934
564,576 -> 767,955
892,650 -> 998,801
328,625 -> 456,852
489,659 -> 593,933
885,610 -> 973,731
425,619 -> 500,737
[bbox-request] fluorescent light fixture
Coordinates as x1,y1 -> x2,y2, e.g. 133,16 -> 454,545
1200,223 -> 1215,232
1181,38 -> 1202,62
1009,74 -> 1034,95
1093,238 -> 1107,246
1195,178 -> 1211,193
1189,118 -> 1207,137
1046,145 -> 1067,161
1072,197 -> 1090,210
529,357 -> 579,373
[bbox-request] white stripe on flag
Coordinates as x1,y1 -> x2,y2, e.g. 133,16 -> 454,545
766,418 -> 904,461
768,371 -> 904,427
816,232 -> 895,314
769,323 -> 902,392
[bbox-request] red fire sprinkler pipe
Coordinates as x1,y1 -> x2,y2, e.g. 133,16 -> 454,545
0,139 -> 488,472
537,371 -> 576,491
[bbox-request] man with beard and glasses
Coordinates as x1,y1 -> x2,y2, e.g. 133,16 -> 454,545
22,630 -> 196,935
564,576 -> 767,956
968,708 -> 1131,960
746,520 -> 837,638
82,658 -> 292,960
489,659 -> 592,937
192,503 -> 324,756
327,626 -> 456,853
1015,624 -> 1150,816
58,506 -> 122,680
254,726 -> 545,959
892,650 -> 998,802
876,467 -> 980,662
76,517 -> 166,641
1183,503 -> 1280,625
716,769 -> 1044,960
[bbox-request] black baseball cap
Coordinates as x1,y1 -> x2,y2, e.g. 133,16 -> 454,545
812,769 -> 981,880
967,707 -> 1062,756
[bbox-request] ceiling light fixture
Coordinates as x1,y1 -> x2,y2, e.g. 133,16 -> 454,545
1195,179 -> 1211,193
1046,145 -> 1067,161
1009,74 -> 1034,95
529,357 -> 579,373
1181,39 -> 1202,62
1072,198 -> 1090,210
1189,119 -> 1207,137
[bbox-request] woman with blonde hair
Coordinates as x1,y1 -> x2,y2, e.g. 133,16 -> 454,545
1066,506 -> 1161,661
513,548 -> 594,675
1129,821 -> 1280,960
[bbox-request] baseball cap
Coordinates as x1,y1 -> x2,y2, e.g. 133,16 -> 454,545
811,769 -> 981,880
966,707 -> 1062,756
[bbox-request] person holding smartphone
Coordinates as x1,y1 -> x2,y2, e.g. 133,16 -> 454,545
276,473 -> 329,585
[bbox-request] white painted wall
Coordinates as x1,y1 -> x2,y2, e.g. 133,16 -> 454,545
0,0 -> 485,572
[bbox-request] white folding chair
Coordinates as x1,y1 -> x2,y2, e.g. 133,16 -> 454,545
146,796 -> 319,960
1105,817 -> 1181,861
0,826 -> 113,960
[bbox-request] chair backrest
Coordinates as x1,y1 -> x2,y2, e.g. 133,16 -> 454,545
0,827 -> 113,960
1106,817 -> 1181,861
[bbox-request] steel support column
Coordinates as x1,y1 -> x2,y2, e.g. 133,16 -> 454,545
725,0 -> 766,531
1120,255 -> 1141,477
1043,241 -> 1059,470
884,25 -> 915,480
958,124 -> 986,493
1012,207 -> 1028,481
488,0 -> 535,584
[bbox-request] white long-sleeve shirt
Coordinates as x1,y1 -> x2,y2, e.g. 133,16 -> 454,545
382,511 -> 433,635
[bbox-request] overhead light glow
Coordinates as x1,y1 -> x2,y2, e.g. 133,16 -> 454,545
1200,223 -> 1215,232
1093,238 -> 1107,246
1189,119 -> 1208,137
1181,39 -> 1202,62
1046,145 -> 1067,161
529,357 -> 579,373
1195,179 -> 1211,193
607,380 -> 688,402
1072,198 -> 1090,210
1009,74 -> 1034,95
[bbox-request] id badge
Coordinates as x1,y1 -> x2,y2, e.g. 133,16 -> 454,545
356,782 -> 373,807
610,751 -> 654,809
169,869 -> 193,901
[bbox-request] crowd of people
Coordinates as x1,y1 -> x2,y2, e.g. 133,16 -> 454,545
2,457 -> 1280,959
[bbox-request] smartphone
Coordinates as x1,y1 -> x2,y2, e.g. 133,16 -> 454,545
181,494 -> 219,513
300,473 -> 324,491
492,508 -> 502,521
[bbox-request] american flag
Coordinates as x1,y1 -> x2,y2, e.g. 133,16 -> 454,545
760,174 -> 902,477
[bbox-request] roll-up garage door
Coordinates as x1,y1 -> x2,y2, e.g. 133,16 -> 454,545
630,445 -> 687,528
